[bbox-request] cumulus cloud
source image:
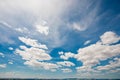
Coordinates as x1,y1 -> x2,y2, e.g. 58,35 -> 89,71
16,46 -> 51,61
58,31 -> 120,73
0,64 -> 6,68
75,43 -> 120,67
16,37 -> 61,71
18,37 -> 48,49
74,31 -> 120,72
100,31 -> 120,45
57,61 -> 75,67
59,52 -> 75,60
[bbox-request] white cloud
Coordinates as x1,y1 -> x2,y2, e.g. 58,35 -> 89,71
0,52 -> 4,57
18,37 -> 48,49
16,46 -> 51,61
84,40 -> 91,45
0,64 -> 6,68
61,68 -> 72,73
59,52 -> 75,60
57,61 -> 75,67
100,31 -> 120,45
24,60 -> 59,71
8,47 -> 13,50
75,42 -> 120,67
16,36 -> 62,71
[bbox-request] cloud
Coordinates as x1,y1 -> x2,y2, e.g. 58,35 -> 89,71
61,68 -> 72,73
0,64 -> 6,68
97,57 -> 120,71
16,37 -> 62,71
84,40 -> 91,45
8,47 -> 14,50
18,37 -> 48,49
57,61 -> 75,67
74,31 -> 120,72
100,31 -> 120,45
0,52 -> 4,57
24,60 -> 59,71
8,61 -> 13,64
59,52 -> 75,60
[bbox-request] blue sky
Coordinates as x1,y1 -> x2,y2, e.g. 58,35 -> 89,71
0,0 -> 120,79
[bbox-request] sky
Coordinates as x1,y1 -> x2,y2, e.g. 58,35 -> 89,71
0,0 -> 120,79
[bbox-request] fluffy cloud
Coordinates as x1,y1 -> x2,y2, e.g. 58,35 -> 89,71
75,31 -> 120,72
59,52 -> 75,60
16,37 -> 58,71
61,68 -> 72,73
16,46 -> 51,61
0,64 -> 6,68
18,37 -> 48,49
100,31 -> 120,45
57,61 -> 75,67
75,43 -> 120,66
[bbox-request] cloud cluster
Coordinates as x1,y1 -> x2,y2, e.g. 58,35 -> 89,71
58,31 -> 120,74
100,31 -> 120,45
75,31 -> 120,72
16,37 -> 75,72
16,31 -> 120,74
18,37 -> 48,49
16,37 -> 56,71
59,52 -> 75,60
